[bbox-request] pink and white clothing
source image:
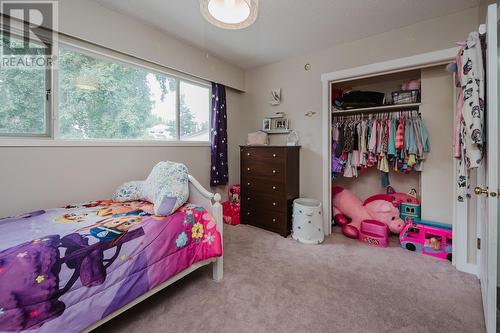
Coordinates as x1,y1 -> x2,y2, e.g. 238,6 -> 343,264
454,32 -> 485,202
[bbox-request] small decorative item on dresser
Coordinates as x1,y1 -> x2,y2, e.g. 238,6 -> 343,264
262,118 -> 271,131
247,131 -> 269,145
272,118 -> 289,130
287,130 -> 299,146
292,198 -> 324,244
261,113 -> 290,134
240,145 -> 300,237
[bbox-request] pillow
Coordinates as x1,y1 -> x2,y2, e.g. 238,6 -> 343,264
143,161 -> 190,216
112,181 -> 144,202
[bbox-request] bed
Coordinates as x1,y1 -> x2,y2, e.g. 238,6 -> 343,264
0,175 -> 223,333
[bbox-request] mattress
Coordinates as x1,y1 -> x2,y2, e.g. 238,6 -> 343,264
0,200 -> 222,333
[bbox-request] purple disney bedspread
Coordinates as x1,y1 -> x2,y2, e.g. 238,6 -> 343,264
0,200 -> 222,333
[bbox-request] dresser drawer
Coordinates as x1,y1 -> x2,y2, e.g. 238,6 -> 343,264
240,147 -> 285,164
241,177 -> 285,197
241,160 -> 285,182
241,208 -> 287,231
242,194 -> 287,213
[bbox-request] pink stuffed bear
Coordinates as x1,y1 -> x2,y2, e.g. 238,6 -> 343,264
332,186 -> 404,239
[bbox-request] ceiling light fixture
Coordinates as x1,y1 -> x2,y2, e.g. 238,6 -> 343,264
200,0 -> 258,30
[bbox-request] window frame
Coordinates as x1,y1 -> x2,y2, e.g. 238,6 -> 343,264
0,33 -> 212,147
0,28 -> 53,138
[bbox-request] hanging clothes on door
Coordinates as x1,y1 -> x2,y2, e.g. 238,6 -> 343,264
453,32 -> 485,202
331,110 -> 430,186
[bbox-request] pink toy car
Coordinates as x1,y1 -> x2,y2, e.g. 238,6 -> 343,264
359,220 -> 390,247
399,219 -> 452,261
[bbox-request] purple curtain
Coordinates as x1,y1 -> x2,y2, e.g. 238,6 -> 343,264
210,82 -> 228,186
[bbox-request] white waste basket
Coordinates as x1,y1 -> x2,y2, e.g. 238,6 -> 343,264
292,198 -> 324,244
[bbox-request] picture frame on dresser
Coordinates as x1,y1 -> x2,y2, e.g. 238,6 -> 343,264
240,145 -> 300,237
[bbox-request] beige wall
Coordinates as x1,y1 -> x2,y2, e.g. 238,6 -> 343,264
240,8 -> 479,207
0,146 -> 210,216
58,0 -> 244,91
419,67 -> 454,226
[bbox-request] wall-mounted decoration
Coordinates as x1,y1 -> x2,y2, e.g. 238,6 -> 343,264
305,111 -> 317,117
270,88 -> 281,106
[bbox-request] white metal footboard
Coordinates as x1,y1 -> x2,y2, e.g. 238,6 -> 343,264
187,175 -> 223,281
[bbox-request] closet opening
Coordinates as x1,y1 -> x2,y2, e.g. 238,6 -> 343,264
321,49 -> 478,274
331,69 -> 423,204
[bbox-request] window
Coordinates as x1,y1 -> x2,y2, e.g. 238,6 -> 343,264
58,47 -> 210,142
0,34 -> 51,136
0,32 -> 211,144
179,81 -> 210,141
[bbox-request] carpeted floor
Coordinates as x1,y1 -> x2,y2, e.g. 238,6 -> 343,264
94,225 -> 485,333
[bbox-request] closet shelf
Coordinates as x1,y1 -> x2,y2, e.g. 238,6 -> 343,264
331,103 -> 421,115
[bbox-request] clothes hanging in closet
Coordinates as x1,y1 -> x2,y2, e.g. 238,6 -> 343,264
332,111 -> 430,186
453,31 -> 485,202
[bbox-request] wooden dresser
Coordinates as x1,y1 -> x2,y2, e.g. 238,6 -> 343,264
240,146 -> 300,237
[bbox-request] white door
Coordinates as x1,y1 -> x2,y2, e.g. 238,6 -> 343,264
475,4 -> 499,333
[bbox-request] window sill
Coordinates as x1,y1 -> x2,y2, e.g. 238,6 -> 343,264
0,138 -> 211,147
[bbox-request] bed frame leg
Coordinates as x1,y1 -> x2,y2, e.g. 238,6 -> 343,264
213,256 -> 223,282
212,192 -> 223,282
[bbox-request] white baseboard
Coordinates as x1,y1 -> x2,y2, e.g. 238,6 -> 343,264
456,262 -> 479,277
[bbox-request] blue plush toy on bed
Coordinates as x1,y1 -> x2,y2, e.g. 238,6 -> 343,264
112,161 -> 190,216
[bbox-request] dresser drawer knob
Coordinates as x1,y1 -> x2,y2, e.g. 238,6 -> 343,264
247,152 -> 251,156
272,186 -> 277,190
247,167 -> 250,171
247,212 -> 251,216
247,182 -> 251,186
247,197 -> 251,201
272,218 -> 276,222
272,153 -> 277,157
272,170 -> 277,174
272,202 -> 276,206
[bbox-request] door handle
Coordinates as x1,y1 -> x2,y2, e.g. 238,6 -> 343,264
474,186 -> 489,197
